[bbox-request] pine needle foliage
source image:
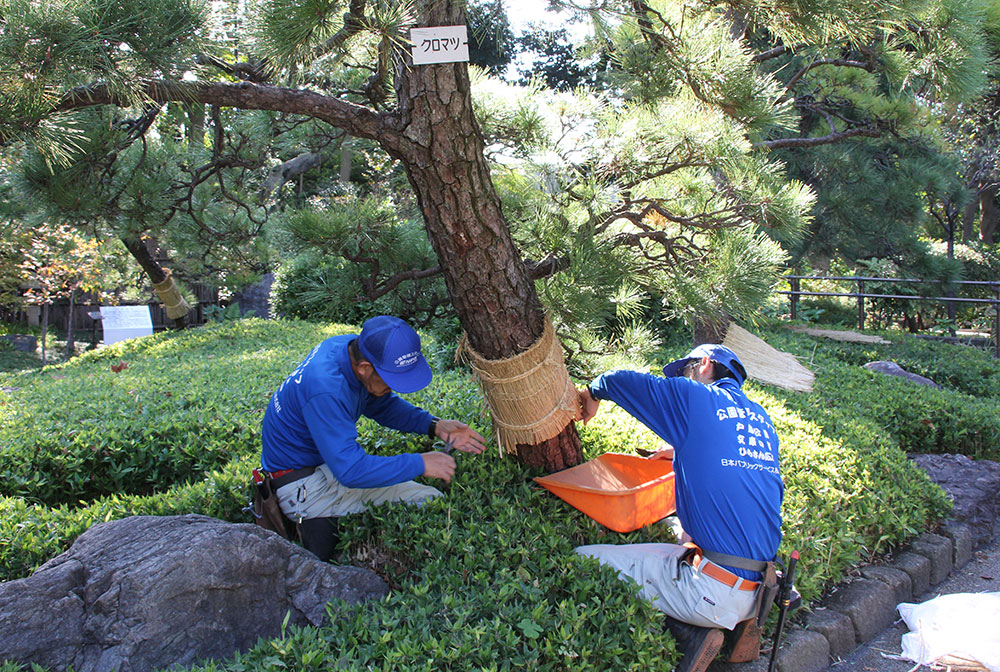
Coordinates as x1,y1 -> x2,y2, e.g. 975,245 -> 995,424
662,223 -> 789,330
0,0 -> 204,144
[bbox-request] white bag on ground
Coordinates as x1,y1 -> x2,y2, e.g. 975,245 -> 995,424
898,592 -> 1000,671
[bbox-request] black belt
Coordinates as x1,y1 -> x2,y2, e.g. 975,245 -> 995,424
702,549 -> 769,574
270,466 -> 317,490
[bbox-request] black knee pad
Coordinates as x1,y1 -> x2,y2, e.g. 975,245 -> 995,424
298,517 -> 340,562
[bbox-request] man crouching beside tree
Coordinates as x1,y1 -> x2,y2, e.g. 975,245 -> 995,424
576,344 -> 784,672
259,315 -> 486,560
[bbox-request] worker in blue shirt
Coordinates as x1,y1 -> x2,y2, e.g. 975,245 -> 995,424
260,315 -> 486,560
576,344 -> 783,672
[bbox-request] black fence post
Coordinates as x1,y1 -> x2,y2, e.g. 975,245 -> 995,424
857,278 -> 866,330
994,283 -> 999,359
790,277 -> 799,320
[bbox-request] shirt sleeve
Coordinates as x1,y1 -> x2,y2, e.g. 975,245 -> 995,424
303,394 -> 425,488
362,392 -> 434,435
590,370 -> 692,447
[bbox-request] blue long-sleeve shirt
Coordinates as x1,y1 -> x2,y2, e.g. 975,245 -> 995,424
261,335 -> 430,488
590,370 -> 784,579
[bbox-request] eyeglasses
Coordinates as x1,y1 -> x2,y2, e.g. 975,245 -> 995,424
682,359 -> 700,378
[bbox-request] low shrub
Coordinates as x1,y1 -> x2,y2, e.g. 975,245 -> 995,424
808,333 -> 1000,400
0,319 -> 331,507
0,318 -> 965,672
763,328 -> 1000,461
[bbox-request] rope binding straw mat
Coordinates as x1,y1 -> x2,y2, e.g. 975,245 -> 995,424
457,315 -> 581,455
151,269 -> 191,321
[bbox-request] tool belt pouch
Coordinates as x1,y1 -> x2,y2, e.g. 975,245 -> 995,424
253,479 -> 292,540
753,561 -> 780,627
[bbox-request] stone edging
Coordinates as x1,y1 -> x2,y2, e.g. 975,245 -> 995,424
710,521 -> 978,672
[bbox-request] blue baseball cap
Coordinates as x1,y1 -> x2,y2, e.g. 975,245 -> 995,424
357,316 -> 432,393
663,344 -> 747,387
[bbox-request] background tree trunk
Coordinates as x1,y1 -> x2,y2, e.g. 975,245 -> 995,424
339,138 -> 352,183
962,183 -> 980,242
384,0 -> 582,471
980,185 -> 998,244
40,303 -> 49,365
65,290 -> 76,360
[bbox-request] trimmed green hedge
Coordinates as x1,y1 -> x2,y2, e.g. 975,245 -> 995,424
0,318 -> 965,672
764,327 -> 1000,461
0,320 -> 323,506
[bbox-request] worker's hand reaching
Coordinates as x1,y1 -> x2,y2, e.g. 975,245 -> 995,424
421,451 -> 456,482
577,387 -> 600,424
648,447 -> 674,461
434,419 -> 487,454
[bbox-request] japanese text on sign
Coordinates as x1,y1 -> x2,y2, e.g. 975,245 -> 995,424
410,25 -> 470,65
100,305 -> 153,346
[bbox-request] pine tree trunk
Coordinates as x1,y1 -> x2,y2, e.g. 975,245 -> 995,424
692,314 -> 730,345
384,0 -> 582,471
120,235 -> 188,329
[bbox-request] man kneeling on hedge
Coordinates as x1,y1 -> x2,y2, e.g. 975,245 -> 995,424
576,344 -> 783,672
258,315 -> 486,561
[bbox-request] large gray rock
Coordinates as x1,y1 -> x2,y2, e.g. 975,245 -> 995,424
1,334 -> 37,352
230,273 -> 273,319
0,514 -> 389,672
862,361 -> 939,387
910,453 -> 1000,547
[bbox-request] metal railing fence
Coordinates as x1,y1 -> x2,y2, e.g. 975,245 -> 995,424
778,275 -> 1000,357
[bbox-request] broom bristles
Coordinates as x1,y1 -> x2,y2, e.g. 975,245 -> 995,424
788,326 -> 889,344
723,323 -> 815,393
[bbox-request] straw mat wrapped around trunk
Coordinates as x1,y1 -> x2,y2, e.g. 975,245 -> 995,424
457,316 -> 580,454
151,269 -> 191,321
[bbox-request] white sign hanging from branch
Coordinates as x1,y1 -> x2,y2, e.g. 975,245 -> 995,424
410,25 -> 469,65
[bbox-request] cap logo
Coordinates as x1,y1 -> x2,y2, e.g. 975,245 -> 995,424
394,351 -> 419,368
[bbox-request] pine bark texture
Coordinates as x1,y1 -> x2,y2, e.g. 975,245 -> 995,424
381,0 -> 582,471
692,315 -> 730,345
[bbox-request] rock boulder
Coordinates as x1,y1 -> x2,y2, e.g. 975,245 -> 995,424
910,453 -> 1000,547
863,361 -> 939,387
0,514 -> 388,671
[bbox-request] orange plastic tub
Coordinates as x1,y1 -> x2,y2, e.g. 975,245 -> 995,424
534,453 -> 676,532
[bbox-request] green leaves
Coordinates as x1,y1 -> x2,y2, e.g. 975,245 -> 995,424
516,617 -> 543,639
1,318 -> 984,671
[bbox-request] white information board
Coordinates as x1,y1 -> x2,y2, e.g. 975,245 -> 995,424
410,25 -> 469,65
100,305 -> 153,346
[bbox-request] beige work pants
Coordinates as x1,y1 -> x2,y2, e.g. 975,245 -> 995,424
576,542 -> 758,630
275,463 -> 442,520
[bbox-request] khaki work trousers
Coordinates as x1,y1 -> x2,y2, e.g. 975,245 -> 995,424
275,463 -> 442,520
576,542 -> 758,630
